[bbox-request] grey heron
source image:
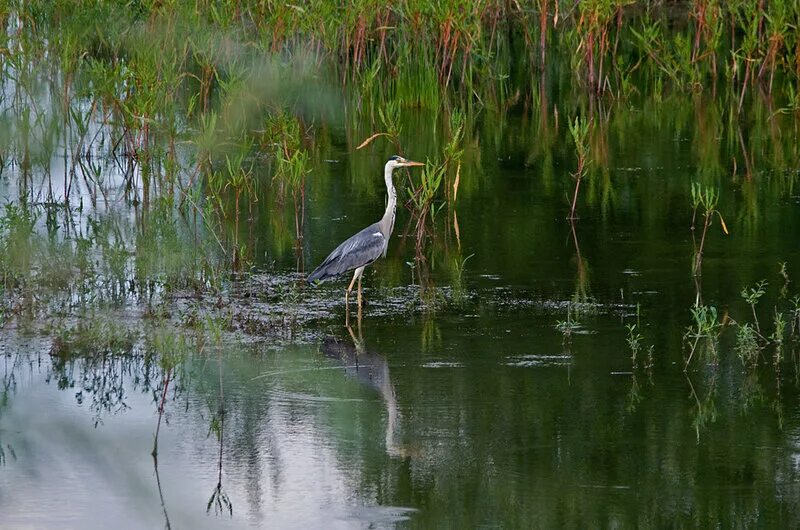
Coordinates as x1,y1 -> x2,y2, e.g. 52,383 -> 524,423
307,155 -> 424,319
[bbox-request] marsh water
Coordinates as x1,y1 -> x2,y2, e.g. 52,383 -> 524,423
2,27 -> 800,527
3,95 -> 800,529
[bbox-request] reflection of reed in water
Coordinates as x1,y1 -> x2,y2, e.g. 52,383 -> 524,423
321,325 -> 412,458
569,220 -> 590,305
152,453 -> 172,530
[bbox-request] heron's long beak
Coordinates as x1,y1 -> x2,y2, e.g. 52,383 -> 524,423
400,160 -> 424,167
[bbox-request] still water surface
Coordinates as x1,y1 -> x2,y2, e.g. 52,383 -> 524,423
3,313 -> 799,528
2,97 -> 800,527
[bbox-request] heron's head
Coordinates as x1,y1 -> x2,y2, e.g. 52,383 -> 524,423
386,155 -> 424,170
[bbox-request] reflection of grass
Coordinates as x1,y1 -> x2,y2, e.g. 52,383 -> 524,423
687,372 -> 718,442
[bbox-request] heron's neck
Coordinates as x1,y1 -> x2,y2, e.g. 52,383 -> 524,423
379,164 -> 396,237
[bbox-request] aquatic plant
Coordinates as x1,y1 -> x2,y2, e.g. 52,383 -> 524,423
626,322 -> 643,368
734,322 -> 760,368
49,316 -> 137,360
555,304 -> 580,338
779,262 -> 790,298
690,182 -> 728,276
567,115 -> 591,220
790,296 -> 800,336
770,309 -> 786,367
401,109 -> 465,294
571,0 -> 632,94
626,303 -> 654,371
448,252 -> 474,307
741,279 -> 767,334
684,303 -> 722,370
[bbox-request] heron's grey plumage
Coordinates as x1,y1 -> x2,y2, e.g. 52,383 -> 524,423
306,222 -> 387,282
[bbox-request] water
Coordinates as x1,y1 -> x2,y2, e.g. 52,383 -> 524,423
3,314 -> 799,527
3,35 -> 800,530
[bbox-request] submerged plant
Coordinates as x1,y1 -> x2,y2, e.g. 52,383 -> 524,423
779,262 -> 790,298
149,325 -> 190,457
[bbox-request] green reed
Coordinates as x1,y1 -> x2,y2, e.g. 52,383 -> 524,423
50,314 -> 137,361
700,265 -> 800,373
684,303 -> 721,370
567,115 -> 592,220
19,1 -> 800,115
741,280 -> 768,334
626,303 -> 653,371
690,183 -> 728,276
555,304 -> 580,339
734,322 -> 760,369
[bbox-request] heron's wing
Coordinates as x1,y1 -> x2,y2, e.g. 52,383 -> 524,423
308,224 -> 386,282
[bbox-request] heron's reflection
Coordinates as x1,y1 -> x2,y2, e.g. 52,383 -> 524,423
321,319 -> 411,458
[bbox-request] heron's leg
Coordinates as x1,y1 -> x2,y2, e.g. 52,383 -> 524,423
357,275 -> 363,323
354,266 -> 365,311
345,270 -> 358,326
345,269 -> 358,303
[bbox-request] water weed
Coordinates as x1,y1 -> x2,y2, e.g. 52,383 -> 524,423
741,280 -> 767,334
690,182 -> 728,277
567,115 -> 592,220
684,304 -> 721,371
